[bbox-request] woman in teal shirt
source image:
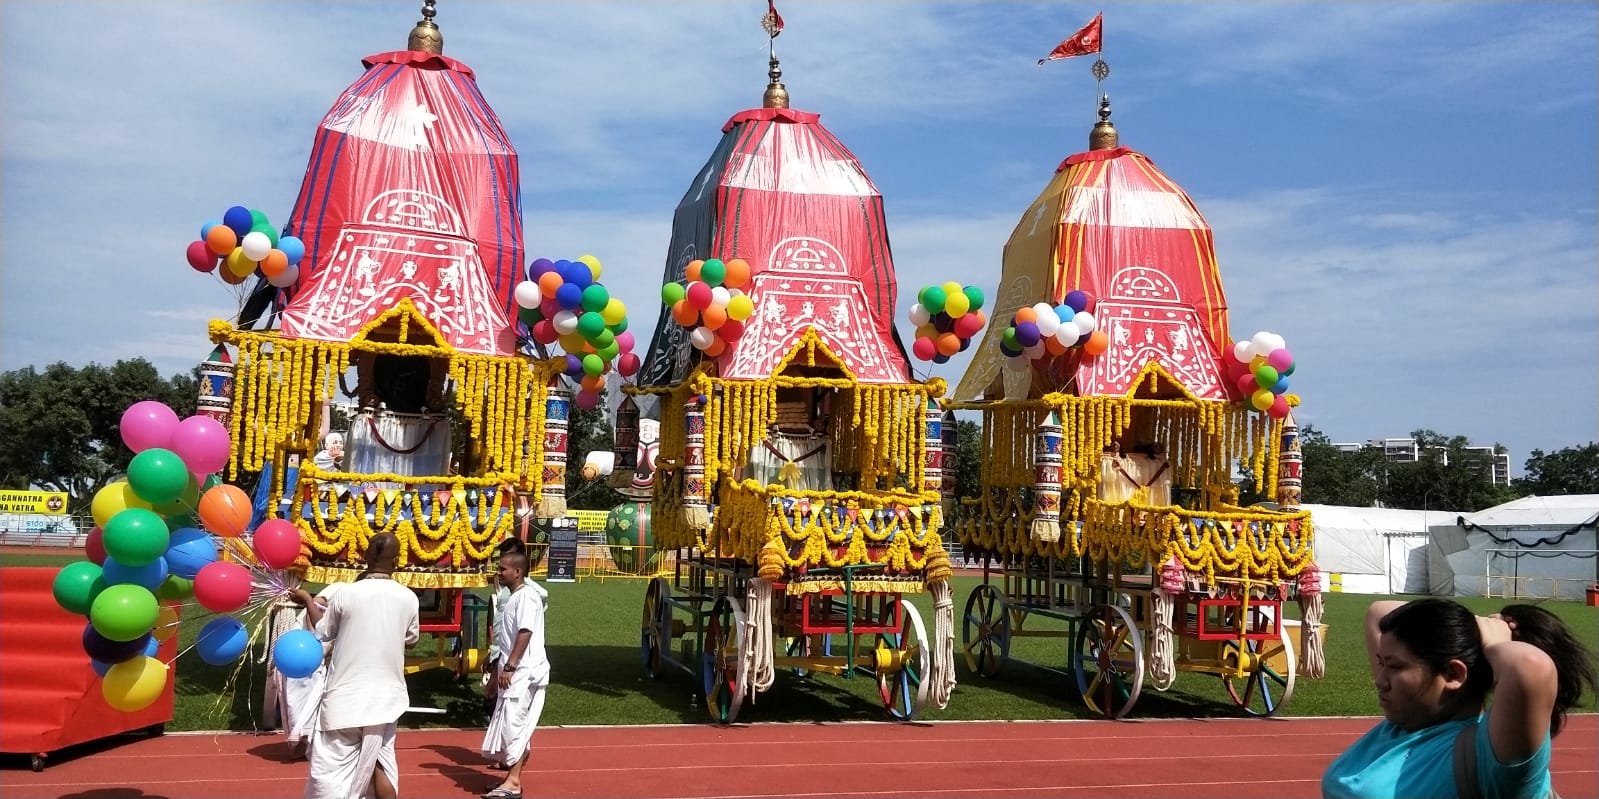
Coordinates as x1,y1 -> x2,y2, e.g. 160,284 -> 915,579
1323,598 -> 1595,799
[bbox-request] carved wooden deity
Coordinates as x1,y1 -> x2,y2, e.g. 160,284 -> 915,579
747,387 -> 833,490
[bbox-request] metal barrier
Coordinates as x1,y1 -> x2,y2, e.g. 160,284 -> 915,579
525,543 -> 675,582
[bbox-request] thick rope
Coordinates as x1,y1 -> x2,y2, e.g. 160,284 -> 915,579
742,579 -> 775,702
1297,591 -> 1326,678
928,580 -> 957,709
1148,587 -> 1177,690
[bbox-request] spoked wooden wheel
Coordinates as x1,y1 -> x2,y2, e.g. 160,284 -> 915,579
701,595 -> 746,724
1221,623 -> 1296,717
875,598 -> 930,721
1073,604 -> 1145,719
961,584 -> 1011,678
640,577 -> 670,678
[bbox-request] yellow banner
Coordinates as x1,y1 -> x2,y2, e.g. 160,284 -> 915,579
0,490 -> 70,515
566,509 -> 609,532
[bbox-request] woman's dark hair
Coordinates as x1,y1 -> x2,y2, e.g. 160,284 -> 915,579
1381,598 -> 1598,736
1379,598 -> 1493,712
1498,603 -> 1598,735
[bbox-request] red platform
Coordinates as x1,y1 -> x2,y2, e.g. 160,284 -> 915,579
0,567 -> 175,770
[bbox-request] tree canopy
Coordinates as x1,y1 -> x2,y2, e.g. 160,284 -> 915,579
1514,443 -> 1599,497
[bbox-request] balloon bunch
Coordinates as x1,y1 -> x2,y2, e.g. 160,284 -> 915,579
998,290 -> 1109,371
513,256 -> 636,410
908,282 -> 986,363
49,400 -> 323,713
186,206 -> 306,289
660,257 -> 754,358
1225,331 -> 1295,418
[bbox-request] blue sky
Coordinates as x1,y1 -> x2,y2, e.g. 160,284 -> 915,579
2,2 -> 1595,471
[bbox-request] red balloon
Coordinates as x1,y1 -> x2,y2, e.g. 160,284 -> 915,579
720,320 -> 745,342
194,561 -> 252,612
86,526 -> 107,565
532,320 -> 559,344
186,241 -> 219,273
912,336 -> 938,361
953,313 -> 984,339
250,519 -> 303,571
685,281 -> 713,310
1268,394 -> 1290,419
1235,372 -> 1259,396
617,352 -> 641,377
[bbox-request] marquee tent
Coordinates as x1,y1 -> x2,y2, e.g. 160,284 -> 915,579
1428,494 -> 1599,601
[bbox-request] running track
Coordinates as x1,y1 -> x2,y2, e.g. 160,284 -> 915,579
6,715 -> 1595,799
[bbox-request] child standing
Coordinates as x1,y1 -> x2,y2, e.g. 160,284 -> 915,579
480,550 -> 549,799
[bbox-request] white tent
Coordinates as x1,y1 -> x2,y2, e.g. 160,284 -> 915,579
1304,504 -> 1450,595
1428,495 -> 1599,601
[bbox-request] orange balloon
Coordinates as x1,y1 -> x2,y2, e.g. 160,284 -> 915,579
935,333 -> 961,357
671,300 -> 699,327
580,374 -> 605,392
1044,336 -> 1067,356
218,264 -> 250,286
684,260 -> 704,283
722,258 -> 751,289
205,226 -> 238,257
259,249 -> 289,279
704,337 -> 727,357
1014,307 -> 1038,324
1084,329 -> 1110,356
538,271 -> 564,299
700,305 -> 728,331
198,484 -> 252,538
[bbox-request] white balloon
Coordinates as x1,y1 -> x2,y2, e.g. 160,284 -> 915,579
1035,312 -> 1060,337
908,303 -> 931,327
240,232 -> 272,261
1265,332 -> 1287,353
689,326 -> 715,350
1056,321 -> 1082,345
552,310 -> 579,335
1072,311 -> 1096,333
1250,331 -> 1277,357
513,281 -> 542,310
1031,302 -> 1054,321
710,286 -> 731,308
1233,340 -> 1252,363
267,264 -> 299,288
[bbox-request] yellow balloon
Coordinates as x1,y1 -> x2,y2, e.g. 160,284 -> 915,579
577,254 -> 602,281
943,291 -> 970,318
152,605 -> 181,642
601,298 -> 627,326
1249,355 -> 1268,370
726,294 -> 754,322
1251,389 -> 1274,411
101,655 -> 168,713
225,247 -> 256,278
92,481 -> 153,528
941,281 -> 962,298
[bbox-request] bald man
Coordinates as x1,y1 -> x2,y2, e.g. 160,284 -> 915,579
292,533 -> 420,799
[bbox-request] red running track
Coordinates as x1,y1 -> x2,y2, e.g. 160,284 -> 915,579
5,715 -> 1594,799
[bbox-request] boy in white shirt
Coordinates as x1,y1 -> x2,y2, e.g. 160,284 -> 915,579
480,550 -> 549,799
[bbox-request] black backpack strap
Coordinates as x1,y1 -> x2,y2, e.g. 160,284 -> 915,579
1454,724 -> 1484,799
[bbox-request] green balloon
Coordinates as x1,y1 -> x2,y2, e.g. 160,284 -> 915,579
699,258 -> 726,288
1001,327 -> 1019,349
610,316 -> 629,335
156,574 -> 194,601
164,512 -> 199,532
599,342 -> 621,361
518,306 -> 542,328
202,474 -> 224,492
251,221 -> 279,248
249,208 -> 270,229
920,286 -> 947,314
128,448 -> 190,506
103,508 -> 171,567
1253,365 -> 1280,388
153,473 -> 201,516
53,561 -> 104,616
963,285 -> 985,312
592,329 -> 616,348
576,312 -> 606,339
582,354 -> 605,377
661,282 -> 686,305
89,584 -> 160,642
580,284 -> 611,313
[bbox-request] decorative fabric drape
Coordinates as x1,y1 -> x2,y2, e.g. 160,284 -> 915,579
347,409 -> 452,483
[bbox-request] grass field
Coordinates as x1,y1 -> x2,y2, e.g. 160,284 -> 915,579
6,549 -> 1595,732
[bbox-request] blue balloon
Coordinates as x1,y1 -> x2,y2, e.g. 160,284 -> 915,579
559,261 -> 591,289
554,282 -> 584,311
273,629 -> 324,679
91,658 -> 113,677
165,527 -> 217,580
1270,375 -> 1291,395
278,235 -> 306,266
200,219 -> 223,239
102,555 -> 168,591
196,617 -> 249,666
143,635 -> 162,658
223,206 -> 254,239
933,353 -> 951,364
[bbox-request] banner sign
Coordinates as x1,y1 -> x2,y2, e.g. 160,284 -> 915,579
544,516 -> 579,583
0,490 -> 69,515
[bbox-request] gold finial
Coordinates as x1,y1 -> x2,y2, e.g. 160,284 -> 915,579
407,0 -> 443,55
761,1 -> 788,108
1089,94 -> 1118,150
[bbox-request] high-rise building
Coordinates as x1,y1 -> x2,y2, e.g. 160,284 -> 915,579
1330,437 -> 1511,486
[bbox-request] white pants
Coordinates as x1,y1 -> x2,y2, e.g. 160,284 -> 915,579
281,666 -> 328,744
481,671 -> 547,768
305,723 -> 399,799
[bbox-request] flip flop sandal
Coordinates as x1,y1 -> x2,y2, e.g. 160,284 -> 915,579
482,788 -> 521,799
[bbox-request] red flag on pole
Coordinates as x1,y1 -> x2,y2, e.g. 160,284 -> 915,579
763,0 -> 785,38
1037,13 -> 1102,65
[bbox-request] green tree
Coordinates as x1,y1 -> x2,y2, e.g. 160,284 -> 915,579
565,390 -> 622,511
0,359 -> 198,513
1299,425 -> 1384,507
1375,429 -> 1518,512
1514,443 -> 1599,496
949,418 -> 982,519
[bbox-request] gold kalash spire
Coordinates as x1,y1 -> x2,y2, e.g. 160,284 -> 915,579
761,1 -> 788,108
407,0 -> 443,54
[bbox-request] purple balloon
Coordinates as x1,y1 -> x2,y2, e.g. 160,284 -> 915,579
564,355 -> 585,377
82,623 -> 151,665
528,258 -> 555,280
1014,321 -> 1042,348
1065,290 -> 1090,313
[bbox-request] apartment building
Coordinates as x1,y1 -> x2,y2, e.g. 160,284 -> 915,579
1331,437 -> 1512,486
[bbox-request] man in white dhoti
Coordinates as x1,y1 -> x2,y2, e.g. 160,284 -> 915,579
290,533 -> 420,799
480,550 -> 550,799
278,582 -> 345,760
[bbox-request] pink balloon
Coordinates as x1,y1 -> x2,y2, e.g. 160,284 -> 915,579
169,416 -> 232,476
186,241 -> 219,273
250,519 -> 303,571
685,281 -> 713,310
617,352 -> 641,377
1266,348 -> 1294,372
1235,373 -> 1259,396
912,336 -> 938,361
193,561 -> 252,612
120,401 -> 181,453
539,297 -> 560,319
615,331 -> 636,353
575,390 -> 600,410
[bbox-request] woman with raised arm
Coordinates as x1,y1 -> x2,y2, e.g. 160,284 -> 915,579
1323,597 -> 1596,799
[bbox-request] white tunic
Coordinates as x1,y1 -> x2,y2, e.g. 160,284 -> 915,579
313,578 -> 420,732
481,582 -> 551,767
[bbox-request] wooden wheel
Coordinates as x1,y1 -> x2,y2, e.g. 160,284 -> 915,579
875,598 -> 930,721
701,595 -> 746,724
961,583 -> 1010,678
640,577 -> 670,678
1222,623 -> 1297,717
1073,604 -> 1145,719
